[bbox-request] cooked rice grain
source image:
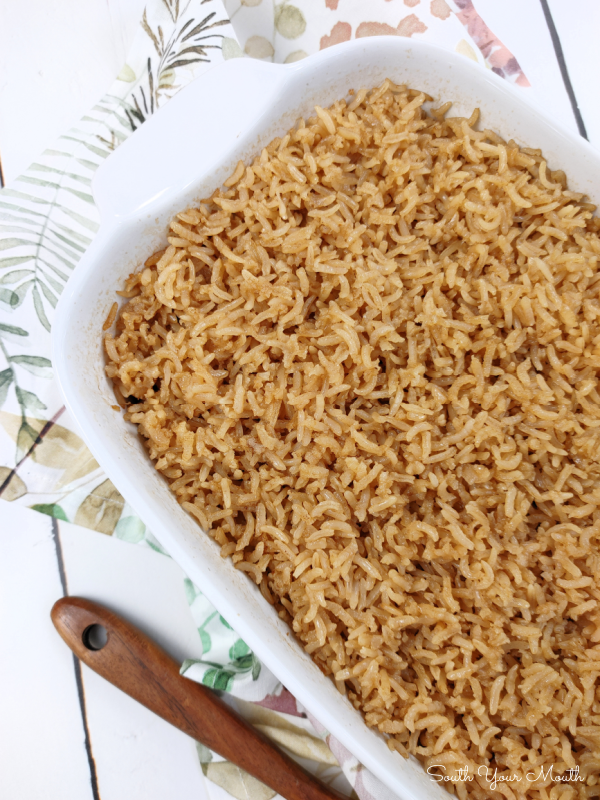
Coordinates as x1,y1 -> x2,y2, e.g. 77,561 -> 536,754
105,80 -> 600,798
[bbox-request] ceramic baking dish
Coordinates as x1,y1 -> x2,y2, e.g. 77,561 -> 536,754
53,36 -> 600,799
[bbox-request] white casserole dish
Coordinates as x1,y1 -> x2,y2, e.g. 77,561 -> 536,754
53,37 -> 600,799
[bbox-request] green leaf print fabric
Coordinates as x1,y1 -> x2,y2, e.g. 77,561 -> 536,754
0,0 -> 236,535
181,578 -> 277,700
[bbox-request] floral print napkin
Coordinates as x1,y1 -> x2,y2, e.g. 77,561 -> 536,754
0,2 -> 529,798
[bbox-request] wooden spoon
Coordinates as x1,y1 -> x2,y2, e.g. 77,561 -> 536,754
51,596 -> 344,800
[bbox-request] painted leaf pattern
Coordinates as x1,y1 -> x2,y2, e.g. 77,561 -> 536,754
181,586 -> 269,694
220,0 -> 528,88
0,0 -> 234,526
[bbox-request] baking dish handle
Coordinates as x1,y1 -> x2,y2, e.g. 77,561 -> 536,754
92,57 -> 291,223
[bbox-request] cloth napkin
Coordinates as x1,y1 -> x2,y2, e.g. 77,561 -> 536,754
0,2 -> 530,798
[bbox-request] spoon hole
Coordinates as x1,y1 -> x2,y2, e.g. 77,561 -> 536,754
82,624 -> 108,651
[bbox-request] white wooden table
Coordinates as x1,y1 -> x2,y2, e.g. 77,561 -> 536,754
0,1 -> 599,798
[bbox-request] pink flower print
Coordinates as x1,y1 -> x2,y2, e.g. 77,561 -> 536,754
356,14 -> 427,39
453,0 -> 530,86
320,20 -> 352,49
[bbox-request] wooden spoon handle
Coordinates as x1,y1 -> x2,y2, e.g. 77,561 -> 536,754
51,596 -> 344,800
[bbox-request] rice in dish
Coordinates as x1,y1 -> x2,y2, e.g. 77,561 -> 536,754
104,80 -> 600,797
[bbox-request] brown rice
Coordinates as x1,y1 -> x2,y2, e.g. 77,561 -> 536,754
104,80 -> 600,798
